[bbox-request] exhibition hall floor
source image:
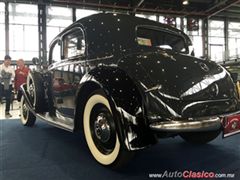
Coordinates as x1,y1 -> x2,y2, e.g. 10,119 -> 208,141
0,102 -> 240,180
0,101 -> 21,120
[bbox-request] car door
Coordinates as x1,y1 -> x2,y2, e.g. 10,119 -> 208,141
50,27 -> 86,119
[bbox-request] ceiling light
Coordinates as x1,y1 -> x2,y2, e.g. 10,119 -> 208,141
183,0 -> 189,5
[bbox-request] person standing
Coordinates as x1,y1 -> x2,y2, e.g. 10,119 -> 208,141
0,55 -> 15,117
14,59 -> 29,101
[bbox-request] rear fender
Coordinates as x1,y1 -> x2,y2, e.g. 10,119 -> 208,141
74,66 -> 157,150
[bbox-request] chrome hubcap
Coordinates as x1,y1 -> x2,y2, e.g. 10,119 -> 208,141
94,113 -> 111,143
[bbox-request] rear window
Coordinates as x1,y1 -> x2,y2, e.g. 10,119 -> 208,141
137,26 -> 188,53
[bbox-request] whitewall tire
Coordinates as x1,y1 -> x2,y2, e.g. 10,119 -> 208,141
20,96 -> 36,127
83,90 -> 132,167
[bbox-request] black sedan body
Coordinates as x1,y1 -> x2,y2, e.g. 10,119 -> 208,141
20,13 -> 240,167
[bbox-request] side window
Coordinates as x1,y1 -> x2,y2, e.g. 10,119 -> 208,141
63,28 -> 85,59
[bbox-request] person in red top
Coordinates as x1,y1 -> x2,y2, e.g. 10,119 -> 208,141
15,59 -> 30,101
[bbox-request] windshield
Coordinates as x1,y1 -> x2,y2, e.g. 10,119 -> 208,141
136,26 -> 188,53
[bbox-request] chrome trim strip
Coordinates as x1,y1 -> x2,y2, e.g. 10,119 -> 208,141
149,117 -> 222,132
37,113 -> 74,132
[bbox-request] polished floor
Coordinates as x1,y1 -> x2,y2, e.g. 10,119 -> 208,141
0,102 -> 240,180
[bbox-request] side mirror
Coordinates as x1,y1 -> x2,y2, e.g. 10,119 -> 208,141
230,72 -> 238,83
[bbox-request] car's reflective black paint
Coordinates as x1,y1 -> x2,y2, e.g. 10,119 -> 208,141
23,13 -> 239,151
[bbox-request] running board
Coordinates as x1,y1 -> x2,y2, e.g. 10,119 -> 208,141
36,112 -> 74,132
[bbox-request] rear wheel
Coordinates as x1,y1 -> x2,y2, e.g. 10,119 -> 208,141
27,72 -> 45,112
20,96 -> 36,126
180,129 -> 221,144
83,90 -> 133,168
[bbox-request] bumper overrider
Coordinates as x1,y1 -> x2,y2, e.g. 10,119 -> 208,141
149,111 -> 240,138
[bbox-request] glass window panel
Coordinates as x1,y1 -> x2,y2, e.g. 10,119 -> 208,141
237,39 -> 240,57
47,6 -> 73,57
9,3 -> 38,25
47,26 -> 62,49
76,9 -> 99,20
63,29 -> 85,58
47,6 -> 72,16
191,36 -> 203,58
9,3 -> 37,14
210,45 -> 224,62
229,22 -> 240,38
208,20 -> 225,62
229,22 -> 240,29
0,3 -> 5,57
229,29 -> 240,37
9,3 -> 38,60
9,51 -> 38,60
47,18 -> 72,27
209,20 -> 224,37
0,24 -> 5,51
9,24 -> 24,51
24,26 -> 38,51
228,22 -> 240,59
47,6 -> 72,27
176,17 -> 181,30
209,37 -> 224,44
0,2 -> 4,23
0,51 -> 5,60
229,38 -> 237,58
159,16 -> 164,23
52,43 -> 61,62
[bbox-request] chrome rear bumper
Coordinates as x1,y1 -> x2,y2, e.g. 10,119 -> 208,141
149,117 -> 222,132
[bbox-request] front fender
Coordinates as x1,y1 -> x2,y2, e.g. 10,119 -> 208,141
76,66 -> 157,150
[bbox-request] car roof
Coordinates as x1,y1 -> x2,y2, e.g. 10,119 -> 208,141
52,13 -> 192,59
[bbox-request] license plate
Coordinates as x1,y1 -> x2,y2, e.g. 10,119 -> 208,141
222,114 -> 240,138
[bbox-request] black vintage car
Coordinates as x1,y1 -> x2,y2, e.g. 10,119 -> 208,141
20,13 -> 240,168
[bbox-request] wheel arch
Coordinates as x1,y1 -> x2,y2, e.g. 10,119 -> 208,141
74,66 -> 157,150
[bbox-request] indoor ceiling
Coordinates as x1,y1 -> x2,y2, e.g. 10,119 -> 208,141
4,0 -> 240,20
